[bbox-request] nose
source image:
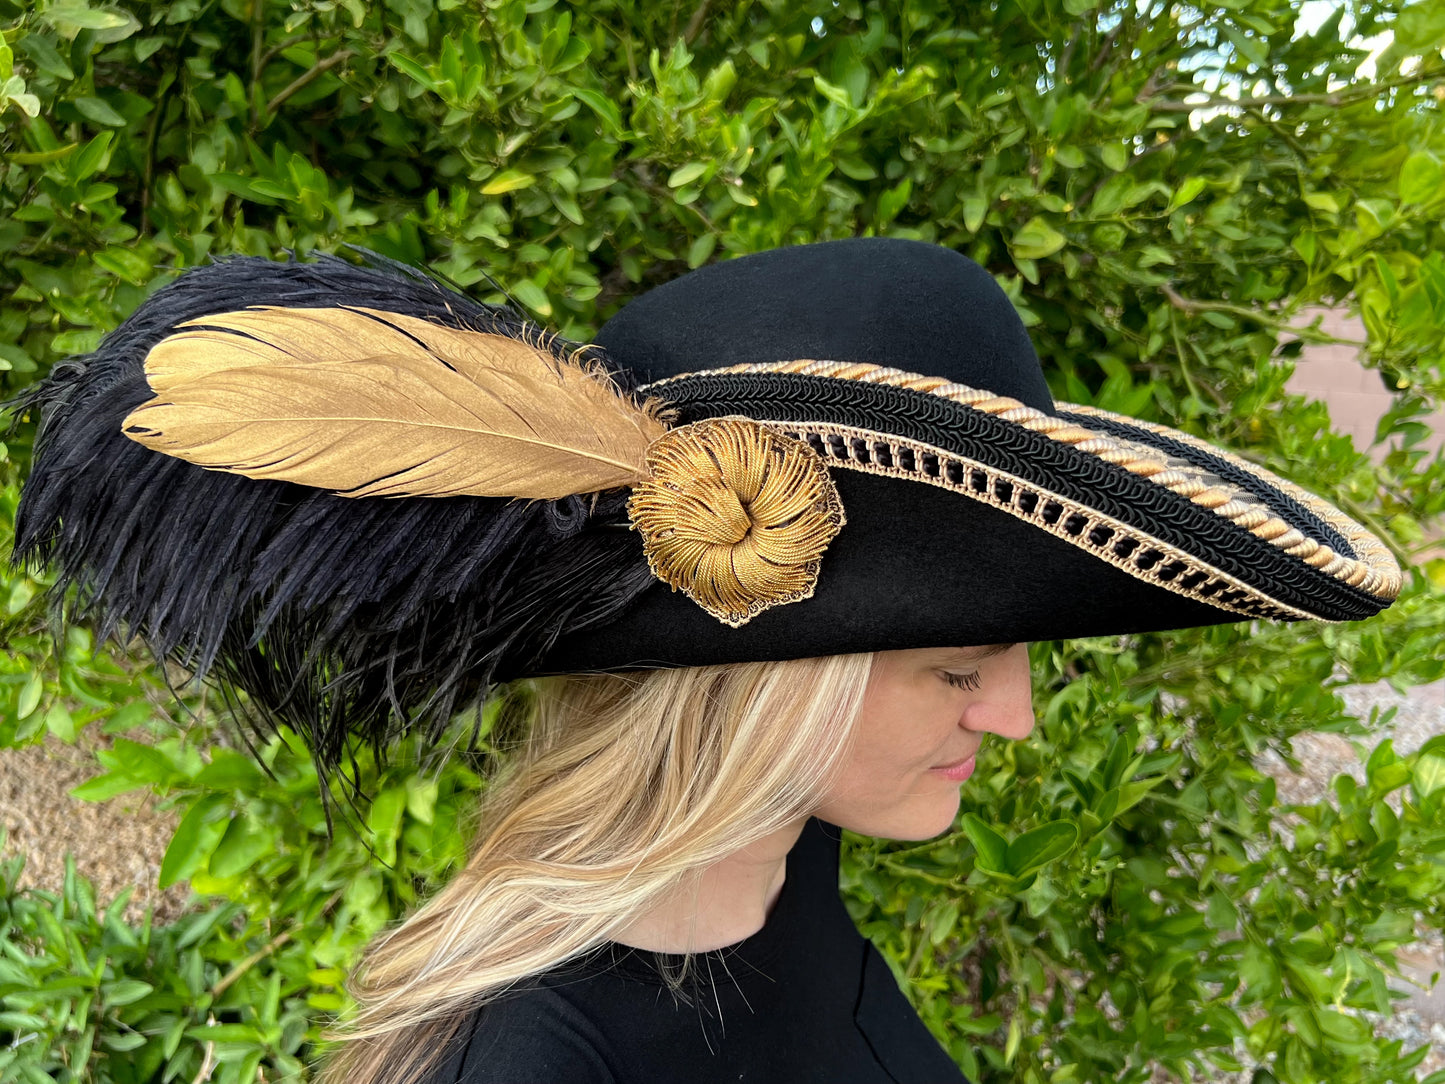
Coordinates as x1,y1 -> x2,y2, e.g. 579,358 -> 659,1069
960,645 -> 1035,741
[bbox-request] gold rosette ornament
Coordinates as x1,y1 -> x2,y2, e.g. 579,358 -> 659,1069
628,418 -> 846,627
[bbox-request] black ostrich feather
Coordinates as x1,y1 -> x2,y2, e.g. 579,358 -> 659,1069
11,251 -> 657,780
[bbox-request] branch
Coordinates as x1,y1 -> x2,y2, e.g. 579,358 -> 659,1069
249,0 -> 264,128
211,930 -> 294,999
257,31 -> 312,72
190,1013 -> 217,1084
266,48 -> 355,114
1144,69 -> 1443,113
1161,283 -> 1365,345
683,0 -> 711,44
1088,20 -> 1126,75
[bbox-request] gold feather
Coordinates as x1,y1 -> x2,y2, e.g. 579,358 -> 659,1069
122,307 -> 669,500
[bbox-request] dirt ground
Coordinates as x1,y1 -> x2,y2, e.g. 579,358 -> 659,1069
2,680 -> 1442,1073
0,726 -> 192,924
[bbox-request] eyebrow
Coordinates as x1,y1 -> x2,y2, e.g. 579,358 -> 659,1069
941,642 -> 1018,664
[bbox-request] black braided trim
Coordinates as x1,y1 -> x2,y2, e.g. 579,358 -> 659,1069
1054,410 -> 1355,559
652,372 -> 1385,621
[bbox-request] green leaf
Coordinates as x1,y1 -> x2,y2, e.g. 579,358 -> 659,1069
553,192 -> 584,225
99,1031 -> 147,1052
43,703 -> 75,743
93,247 -> 152,285
877,178 -> 912,224
43,2 -> 139,39
812,74 -> 853,109
1240,942 -> 1281,1002
183,1023 -> 266,1043
924,899 -> 959,945
962,196 -> 988,233
74,96 -> 127,127
6,143 -> 78,166
18,35 -> 75,79
1166,176 -> 1207,213
1054,145 -> 1085,169
70,131 -> 113,181
686,234 -> 717,269
102,979 -> 153,1007
366,785 -> 407,864
509,278 -> 552,317
389,52 -> 436,90
102,700 -> 154,735
1101,144 -> 1129,172
51,328 -> 103,355
1011,217 -> 1067,260
194,749 -> 262,790
480,169 -> 535,195
1414,754 -> 1445,797
1206,890 -> 1239,930
16,673 -> 43,720
836,157 -> 878,181
1398,150 -> 1442,205
960,813 -> 1008,873
3,87 -> 41,118
104,737 -> 177,783
208,815 -> 270,878
1005,821 -> 1078,876
573,87 -> 623,138
1354,198 -> 1395,240
668,162 -> 707,188
1222,24 -> 1268,68
1062,768 -> 1095,804
1115,775 -> 1166,816
159,794 -> 230,888
70,771 -> 145,801
404,777 -> 439,826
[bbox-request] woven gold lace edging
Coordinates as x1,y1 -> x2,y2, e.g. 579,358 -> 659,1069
645,360 -> 1401,605
1061,403 -> 1403,601
761,421 -> 1314,621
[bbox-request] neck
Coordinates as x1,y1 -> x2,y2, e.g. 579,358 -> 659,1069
611,817 -> 809,953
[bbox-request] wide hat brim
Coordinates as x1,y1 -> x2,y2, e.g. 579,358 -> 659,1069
542,238 -> 1398,672
10,243 -> 1402,773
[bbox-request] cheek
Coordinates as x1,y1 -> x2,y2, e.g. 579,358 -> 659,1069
840,691 -> 955,793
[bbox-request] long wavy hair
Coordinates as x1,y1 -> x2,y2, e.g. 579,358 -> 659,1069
316,651 -> 876,1084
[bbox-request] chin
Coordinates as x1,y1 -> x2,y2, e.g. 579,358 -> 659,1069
830,792 -> 963,842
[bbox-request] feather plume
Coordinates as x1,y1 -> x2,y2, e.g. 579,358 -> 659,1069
10,252 -> 659,794
126,306 -> 667,499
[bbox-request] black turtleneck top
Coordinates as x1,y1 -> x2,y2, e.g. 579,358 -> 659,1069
424,818 -> 972,1083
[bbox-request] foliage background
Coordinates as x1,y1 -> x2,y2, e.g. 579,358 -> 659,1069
2,0 -> 1445,1082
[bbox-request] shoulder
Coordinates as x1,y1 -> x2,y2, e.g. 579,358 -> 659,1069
420,987 -> 619,1084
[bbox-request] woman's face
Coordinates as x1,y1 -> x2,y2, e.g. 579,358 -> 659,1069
814,643 -> 1035,840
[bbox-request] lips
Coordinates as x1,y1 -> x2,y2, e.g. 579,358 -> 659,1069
930,753 -> 977,782
931,751 -> 978,771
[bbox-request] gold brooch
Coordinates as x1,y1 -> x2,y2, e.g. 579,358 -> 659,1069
628,418 -> 846,627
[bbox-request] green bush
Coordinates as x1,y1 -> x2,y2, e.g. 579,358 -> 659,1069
3,1 -> 1445,1082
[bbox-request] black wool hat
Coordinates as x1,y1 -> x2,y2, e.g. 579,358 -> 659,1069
547,238 -> 1401,670
11,239 -> 1400,770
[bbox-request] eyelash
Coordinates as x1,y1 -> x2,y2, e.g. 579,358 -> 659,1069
943,671 -> 982,691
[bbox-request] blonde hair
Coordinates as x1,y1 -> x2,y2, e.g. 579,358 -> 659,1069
317,652 -> 876,1084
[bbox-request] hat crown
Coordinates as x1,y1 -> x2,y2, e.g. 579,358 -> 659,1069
595,238 -> 1055,413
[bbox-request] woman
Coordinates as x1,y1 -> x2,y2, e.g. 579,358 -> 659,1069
13,239 -> 1401,1083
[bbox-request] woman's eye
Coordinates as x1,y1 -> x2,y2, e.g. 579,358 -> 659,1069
943,671 -> 982,691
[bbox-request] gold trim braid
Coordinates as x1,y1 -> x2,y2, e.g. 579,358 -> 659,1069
765,421 -> 1313,622
1061,403 -> 1401,600
645,360 -> 1401,610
